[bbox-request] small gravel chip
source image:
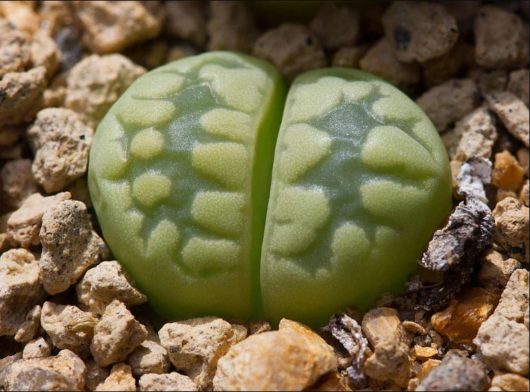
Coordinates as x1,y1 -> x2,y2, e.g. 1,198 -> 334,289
0,19 -> 31,78
139,372 -> 198,392
309,2 -> 360,50
128,339 -> 170,377
14,304 -> 41,343
95,363 -> 136,392
382,1 -> 459,63
477,250 -> 520,292
416,350 -> 489,391
485,91 -> 529,148
253,24 -> 326,81
492,151 -> 525,192
490,373 -> 530,392
39,200 -> 106,295
91,300 -> 148,367
22,337 -> 51,359
40,301 -> 98,357
76,260 -> 147,316
30,31 -> 60,79
474,5 -> 529,69
417,78 -> 480,132
494,269 -> 529,323
492,197 -> 529,263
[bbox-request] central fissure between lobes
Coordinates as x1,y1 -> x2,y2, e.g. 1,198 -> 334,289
88,52 -> 451,326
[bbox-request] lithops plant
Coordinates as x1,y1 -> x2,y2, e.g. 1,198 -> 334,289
88,51 -> 451,326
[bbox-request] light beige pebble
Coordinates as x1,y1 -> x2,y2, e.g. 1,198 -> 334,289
474,314 -> 529,375
520,181 -> 529,207
478,250 -> 520,292
139,372 -> 198,392
253,24 -> 327,81
14,304 -> 41,343
159,317 -> 245,390
27,108 -> 93,193
22,337 -> 51,359
492,197 -> 529,263
309,2 -> 360,50
0,125 -> 21,147
6,192 -> 70,248
85,360 -> 110,392
489,373 -> 530,391
65,54 -> 145,127
382,1 -> 459,63
331,46 -> 368,68
0,249 -> 45,336
76,260 -> 147,316
417,78 -> 480,132
361,307 -> 402,347
359,38 -> 420,90
442,106 -> 497,161
40,301 -> 98,357
73,1 -> 160,54
507,69 -> 529,107
0,66 -> 47,127
30,31 -> 60,78
207,1 -> 259,53
165,1 -> 207,47
128,339 -> 170,377
0,1 -> 40,35
91,300 -> 148,367
494,269 -> 529,323
95,363 -> 136,392
486,91 -> 530,148
39,200 -> 107,294
0,349 -> 86,391
213,319 -> 337,391
474,5 -> 529,69
0,19 -> 31,79
0,159 -> 38,209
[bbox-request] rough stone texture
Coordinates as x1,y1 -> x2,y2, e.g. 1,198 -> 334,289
0,159 -> 38,209
73,1 -> 161,54
492,151 -> 525,192
22,337 -> 51,359
507,69 -> 529,107
416,350 -> 490,391
91,300 -> 148,367
207,1 -> 259,53
39,200 -> 107,295
361,308 -> 402,348
7,192 -> 71,248
253,24 -> 327,81
27,108 -> 93,193
478,250 -> 520,292
65,54 -> 145,127
95,363 -> 136,392
382,1 -> 459,63
359,38 -> 420,90
0,249 -> 45,336
474,5 -> 529,69
159,317 -> 244,389
0,349 -> 86,391
430,287 -> 499,344
494,269 -> 529,324
470,69 -> 509,95
0,66 -> 47,127
85,360 -> 110,392
422,41 -> 469,88
416,78 -> 480,132
213,319 -> 337,391
0,19 -> 31,79
0,1 -> 40,35
520,180 -> 529,207
128,339 -> 170,377
30,31 -> 60,79
442,106 -> 497,161
14,304 -> 41,343
485,92 -> 529,148
490,373 -> 530,391
492,197 -> 529,263
40,301 -> 98,357
165,1 -> 207,47
331,46 -> 367,68
76,260 -> 147,315
139,372 -> 198,392
310,3 -> 360,50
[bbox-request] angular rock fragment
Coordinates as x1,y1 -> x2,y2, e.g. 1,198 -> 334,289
0,19 -> 30,78
30,31 -> 61,79
213,319 -> 337,391
128,338 -> 170,377
91,300 -> 148,367
76,260 -> 146,315
478,250 -> 520,292
492,151 -> 525,192
253,24 -> 326,81
22,337 -> 51,359
27,108 -> 93,193
40,301 -> 98,357
0,249 -> 45,336
39,200 -> 106,294
139,372 -> 197,392
95,363 -> 136,392
7,192 -> 71,248
486,91 -> 529,148
492,197 -> 529,263
382,1 -> 459,63
490,373 -> 530,392
14,304 -> 41,343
